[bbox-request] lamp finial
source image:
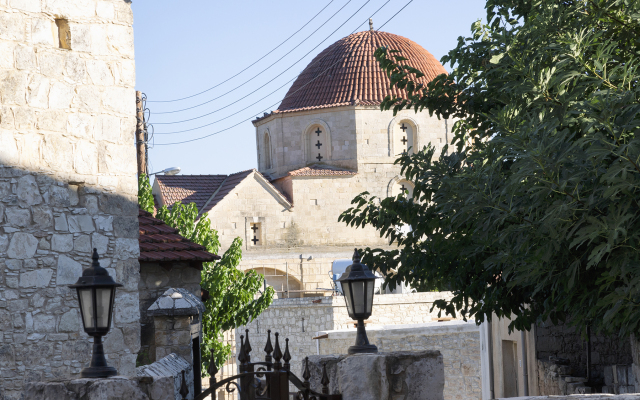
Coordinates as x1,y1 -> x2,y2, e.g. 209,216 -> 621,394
352,248 -> 361,263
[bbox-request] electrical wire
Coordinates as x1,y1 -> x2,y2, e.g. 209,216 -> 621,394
148,0 -> 337,103
153,0 -> 380,128
154,0 -> 412,145
377,0 -> 412,30
152,0 -> 363,116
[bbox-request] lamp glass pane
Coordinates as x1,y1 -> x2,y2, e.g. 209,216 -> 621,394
342,282 -> 353,317
96,288 -> 112,328
352,281 -> 365,315
366,280 -> 375,315
79,289 -> 94,329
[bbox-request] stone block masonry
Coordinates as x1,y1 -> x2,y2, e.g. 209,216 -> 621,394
0,0 -> 138,399
25,375 -> 174,400
137,353 -> 194,400
237,292 -> 457,397
306,351 -> 445,400
317,321 -> 482,400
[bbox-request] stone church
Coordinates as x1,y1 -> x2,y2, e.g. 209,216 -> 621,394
153,27 -> 450,297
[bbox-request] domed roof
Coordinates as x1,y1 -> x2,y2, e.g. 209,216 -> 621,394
277,30 -> 447,113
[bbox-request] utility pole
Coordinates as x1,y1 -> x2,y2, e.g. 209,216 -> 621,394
136,91 -> 147,176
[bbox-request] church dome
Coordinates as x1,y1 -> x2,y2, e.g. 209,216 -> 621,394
277,30 -> 447,112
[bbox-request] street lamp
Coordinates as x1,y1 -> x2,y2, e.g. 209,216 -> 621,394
338,249 -> 378,354
69,249 -> 123,378
149,167 -> 181,176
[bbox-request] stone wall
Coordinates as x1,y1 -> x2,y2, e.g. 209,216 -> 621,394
0,0 -> 138,398
306,351 -> 445,400
317,322 -> 482,400
25,375 -> 173,400
237,292 -> 456,391
137,353 -> 194,400
535,321 -> 633,385
138,263 -> 201,364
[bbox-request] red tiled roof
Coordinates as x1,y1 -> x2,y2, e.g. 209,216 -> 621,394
155,175 -> 227,211
287,165 -> 357,177
155,170 -> 292,215
138,209 -> 220,265
276,30 -> 447,113
200,170 -> 253,215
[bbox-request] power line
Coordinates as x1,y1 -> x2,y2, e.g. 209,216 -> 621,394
377,0 -> 412,30
152,0 -> 364,117
154,0 -> 412,146
148,0 -> 337,103
153,0 -> 381,128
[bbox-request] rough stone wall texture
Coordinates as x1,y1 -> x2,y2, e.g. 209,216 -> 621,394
237,292 -> 456,394
318,324 -> 482,400
0,0 -> 138,399
25,376 -> 173,400
151,316 -> 196,366
536,359 -> 592,396
535,321 -> 632,385
138,263 -> 201,364
137,353 -> 194,400
306,351 -> 445,400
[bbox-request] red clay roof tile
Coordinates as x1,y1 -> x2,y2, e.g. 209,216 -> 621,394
155,175 -> 227,211
138,209 -> 220,265
275,30 -> 447,114
286,165 -> 356,177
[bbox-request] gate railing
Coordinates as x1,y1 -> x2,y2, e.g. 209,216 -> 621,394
180,329 -> 341,400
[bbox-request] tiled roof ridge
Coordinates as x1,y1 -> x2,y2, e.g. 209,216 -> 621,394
274,30 -> 447,115
138,208 -> 220,265
287,164 -> 357,177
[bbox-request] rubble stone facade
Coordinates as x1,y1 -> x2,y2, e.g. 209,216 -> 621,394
0,1 -> 138,398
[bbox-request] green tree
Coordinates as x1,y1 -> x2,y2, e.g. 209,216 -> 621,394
138,175 -> 154,214
340,0 -> 640,337
156,201 -> 275,372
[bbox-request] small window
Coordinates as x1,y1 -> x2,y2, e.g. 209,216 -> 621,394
249,223 -> 262,246
309,199 -> 318,206
232,222 -> 237,229
55,19 -> 71,50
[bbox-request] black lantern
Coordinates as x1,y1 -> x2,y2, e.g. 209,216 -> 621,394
338,249 -> 378,354
69,249 -> 123,378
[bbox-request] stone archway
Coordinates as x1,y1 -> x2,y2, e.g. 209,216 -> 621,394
246,266 -> 304,299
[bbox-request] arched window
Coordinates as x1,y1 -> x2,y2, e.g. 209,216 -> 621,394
263,132 -> 272,170
395,120 -> 417,156
392,179 -> 415,199
307,125 -> 328,163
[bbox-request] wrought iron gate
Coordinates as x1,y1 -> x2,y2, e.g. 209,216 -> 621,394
180,329 -> 341,400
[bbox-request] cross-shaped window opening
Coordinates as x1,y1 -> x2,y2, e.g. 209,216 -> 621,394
250,223 -> 261,246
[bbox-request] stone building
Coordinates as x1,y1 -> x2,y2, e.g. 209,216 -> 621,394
0,0 -> 138,398
152,27 -> 451,295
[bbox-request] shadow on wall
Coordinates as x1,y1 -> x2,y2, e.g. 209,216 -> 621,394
0,163 -> 141,400
536,320 -> 633,385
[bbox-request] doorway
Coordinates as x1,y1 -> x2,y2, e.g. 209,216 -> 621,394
502,340 -> 519,397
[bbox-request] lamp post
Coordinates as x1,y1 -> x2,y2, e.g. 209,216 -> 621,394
338,249 -> 378,354
69,249 -> 123,378
149,167 -> 181,176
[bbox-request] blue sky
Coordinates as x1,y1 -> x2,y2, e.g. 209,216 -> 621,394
131,0 -> 487,176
